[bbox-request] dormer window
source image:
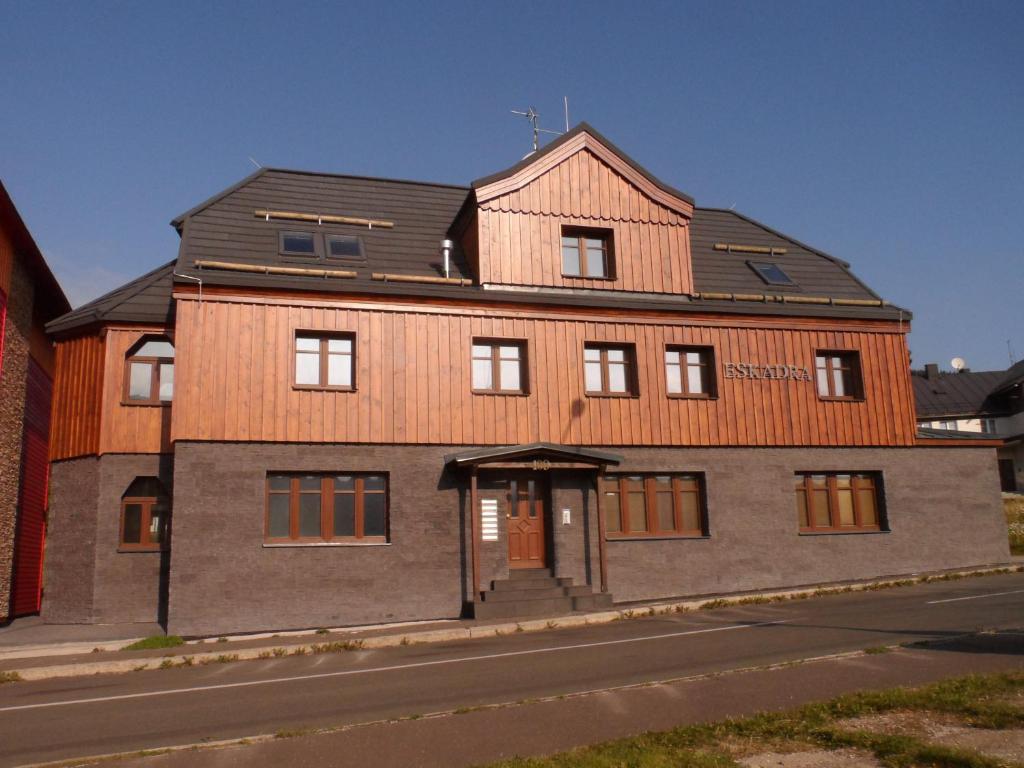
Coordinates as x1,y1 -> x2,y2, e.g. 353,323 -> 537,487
748,261 -> 795,286
562,228 -> 613,279
124,336 -> 174,405
280,232 -> 316,256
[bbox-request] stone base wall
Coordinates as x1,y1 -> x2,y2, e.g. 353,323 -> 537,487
44,454 -> 173,625
45,442 -> 1009,636
0,260 -> 32,621
602,446 -> 1009,602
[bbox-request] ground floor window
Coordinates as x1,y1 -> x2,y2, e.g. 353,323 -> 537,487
795,472 -> 884,533
601,474 -> 706,538
120,477 -> 170,551
265,473 -> 388,543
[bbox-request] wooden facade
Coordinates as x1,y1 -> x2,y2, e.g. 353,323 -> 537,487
50,327 -> 174,459
49,334 -> 105,460
469,143 -> 693,294
168,293 -> 916,448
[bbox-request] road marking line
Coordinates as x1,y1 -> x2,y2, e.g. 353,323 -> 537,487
0,620 -> 788,713
926,589 -> 1024,605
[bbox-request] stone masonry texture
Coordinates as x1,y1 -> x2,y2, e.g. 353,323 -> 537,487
154,441 -> 1009,637
44,454 -> 173,625
0,259 -> 32,621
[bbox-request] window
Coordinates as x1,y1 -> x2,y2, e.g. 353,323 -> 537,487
935,420 -> 957,430
120,477 -> 170,551
601,474 -> 706,538
584,343 -> 637,396
795,472 -> 884,533
472,339 -> 527,394
280,231 -> 316,256
294,333 -> 355,390
265,473 -> 388,543
666,346 -> 715,398
980,418 -> 997,434
748,261 -> 796,286
124,336 -> 174,405
326,234 -> 364,261
815,350 -> 862,399
561,228 -> 613,278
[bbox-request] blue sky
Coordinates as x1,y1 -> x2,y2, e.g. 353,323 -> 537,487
2,0 -> 1021,371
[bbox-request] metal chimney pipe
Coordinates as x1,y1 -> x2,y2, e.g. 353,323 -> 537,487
441,239 -> 454,279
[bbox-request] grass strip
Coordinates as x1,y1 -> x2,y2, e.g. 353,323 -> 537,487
483,671 -> 1024,767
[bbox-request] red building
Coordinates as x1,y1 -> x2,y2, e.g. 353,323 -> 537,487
0,180 -> 69,621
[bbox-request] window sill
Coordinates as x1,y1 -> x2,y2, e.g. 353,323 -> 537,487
667,393 -> 717,401
121,401 -> 172,408
472,390 -> 530,397
561,274 -> 616,282
585,392 -> 640,399
607,534 -> 710,542
818,396 -> 866,403
292,385 -> 357,393
263,541 -> 391,548
798,529 -> 888,536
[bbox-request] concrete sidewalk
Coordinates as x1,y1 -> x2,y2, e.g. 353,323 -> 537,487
52,631 -> 1024,768
2,562 -> 1020,682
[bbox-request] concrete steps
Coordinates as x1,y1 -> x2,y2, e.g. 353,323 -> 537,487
473,569 -> 613,620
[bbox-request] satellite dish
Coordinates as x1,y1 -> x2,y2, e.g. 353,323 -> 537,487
951,357 -> 966,372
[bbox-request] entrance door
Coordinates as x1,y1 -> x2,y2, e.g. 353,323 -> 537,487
507,474 -> 547,569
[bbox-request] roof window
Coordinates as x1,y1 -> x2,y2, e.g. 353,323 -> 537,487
747,261 -> 795,286
327,235 -> 364,261
280,232 -> 316,256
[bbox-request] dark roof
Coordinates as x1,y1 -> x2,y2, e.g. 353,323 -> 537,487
912,368 -> 1014,419
690,208 -> 885,302
444,442 -> 623,467
49,128 -> 909,334
46,259 -> 176,335
472,122 -> 695,206
915,426 -> 1002,441
0,180 -> 70,320
993,359 -> 1024,396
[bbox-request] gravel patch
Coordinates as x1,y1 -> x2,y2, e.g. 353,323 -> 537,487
739,749 -> 882,768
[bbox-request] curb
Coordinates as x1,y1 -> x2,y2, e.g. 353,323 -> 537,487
5,563 -> 1021,682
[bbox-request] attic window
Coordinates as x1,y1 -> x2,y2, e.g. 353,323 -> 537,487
748,261 -> 795,287
280,232 -> 316,256
327,235 -> 364,261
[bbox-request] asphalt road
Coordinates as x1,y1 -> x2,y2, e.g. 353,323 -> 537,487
2,572 -> 1024,767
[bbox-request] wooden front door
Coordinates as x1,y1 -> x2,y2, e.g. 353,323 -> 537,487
507,474 -> 547,569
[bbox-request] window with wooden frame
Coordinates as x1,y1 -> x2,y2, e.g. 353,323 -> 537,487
265,473 -> 388,543
665,345 -> 716,398
814,350 -> 862,400
583,343 -> 637,396
471,339 -> 528,394
561,227 -> 613,279
601,474 -> 706,538
294,332 -> 355,390
124,336 -> 175,405
119,477 -> 170,551
795,472 -> 884,533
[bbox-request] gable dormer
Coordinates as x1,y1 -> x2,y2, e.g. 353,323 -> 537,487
465,123 -> 695,295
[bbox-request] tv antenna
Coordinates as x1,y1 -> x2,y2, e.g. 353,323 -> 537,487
510,106 -> 564,153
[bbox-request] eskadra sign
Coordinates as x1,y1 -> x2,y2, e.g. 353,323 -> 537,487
724,362 -> 813,382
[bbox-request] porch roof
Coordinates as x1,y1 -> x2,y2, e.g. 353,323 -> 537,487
444,442 -> 623,468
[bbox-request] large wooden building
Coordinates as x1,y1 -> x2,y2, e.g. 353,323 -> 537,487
43,125 -> 1009,635
0,180 -> 69,622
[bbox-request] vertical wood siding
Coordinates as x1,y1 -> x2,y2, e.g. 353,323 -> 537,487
50,334 -> 105,460
475,149 -> 693,294
97,329 -> 172,455
172,297 -> 916,448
